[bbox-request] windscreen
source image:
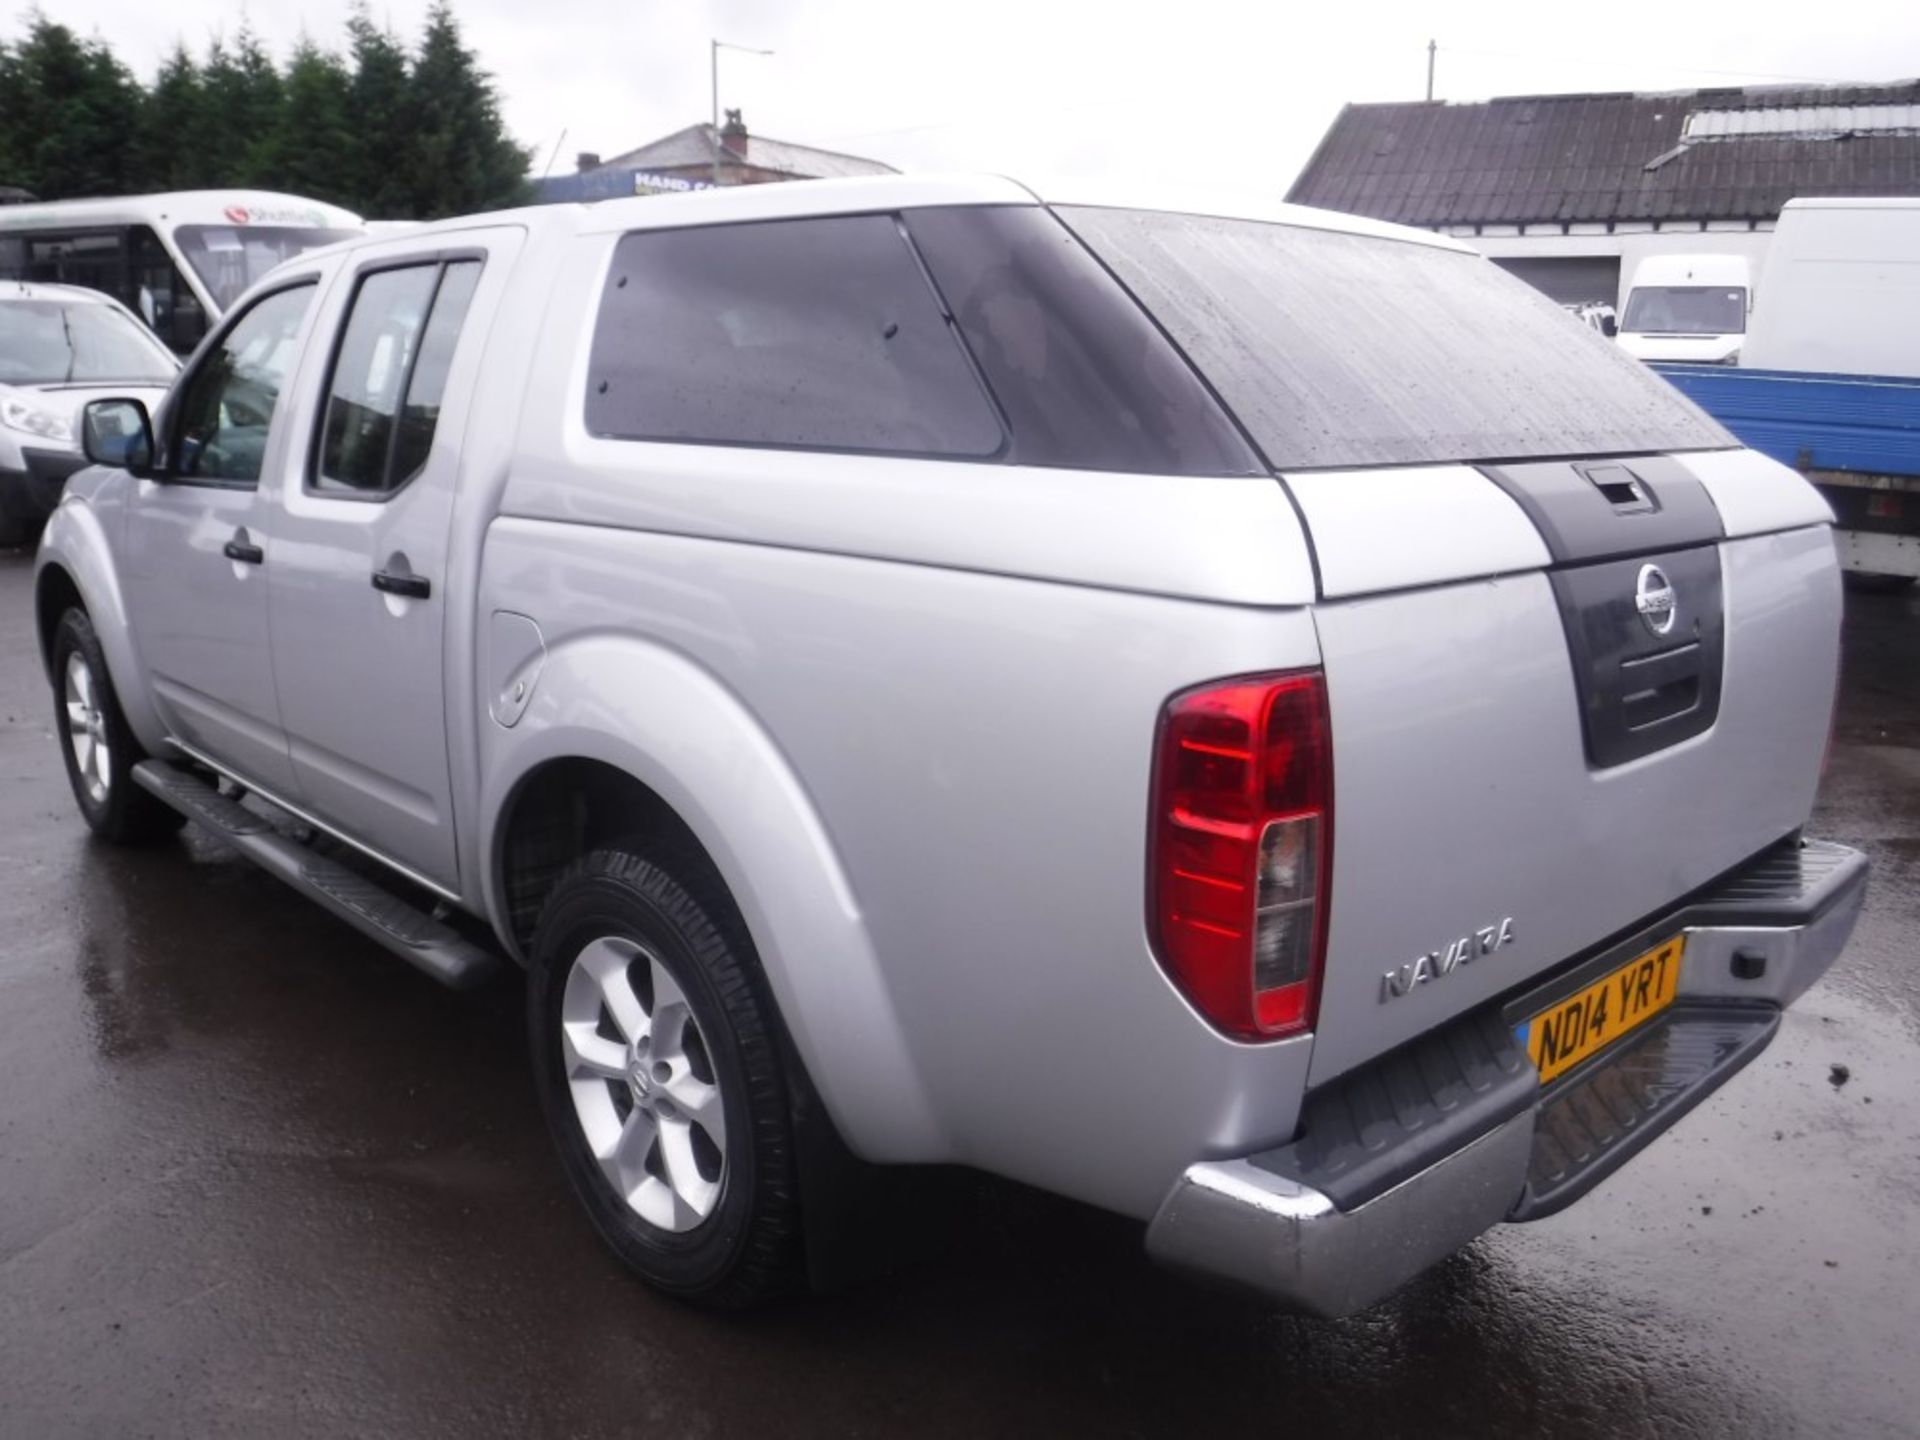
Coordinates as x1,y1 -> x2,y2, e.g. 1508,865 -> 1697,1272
175,224 -> 362,311
0,300 -> 177,384
1622,286 -> 1748,336
1059,207 -> 1731,470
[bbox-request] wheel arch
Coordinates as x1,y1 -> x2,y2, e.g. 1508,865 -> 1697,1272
481,634 -> 946,1166
33,502 -> 167,754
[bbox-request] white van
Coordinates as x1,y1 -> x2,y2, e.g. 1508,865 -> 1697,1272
1616,253 -> 1751,365
1742,198 -> 1920,377
0,191 -> 364,353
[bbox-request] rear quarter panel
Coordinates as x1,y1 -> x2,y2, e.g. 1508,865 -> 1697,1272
477,515 -> 1327,1221
477,225 -> 1329,1215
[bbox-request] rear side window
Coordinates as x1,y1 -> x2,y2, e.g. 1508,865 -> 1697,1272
316,258 -> 482,495
586,215 -> 1003,457
1059,207 -> 1731,471
903,206 -> 1258,476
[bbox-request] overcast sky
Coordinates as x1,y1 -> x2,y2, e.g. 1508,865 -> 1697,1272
24,0 -> 1920,201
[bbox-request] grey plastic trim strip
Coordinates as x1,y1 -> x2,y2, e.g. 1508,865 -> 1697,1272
1479,453 -> 1725,565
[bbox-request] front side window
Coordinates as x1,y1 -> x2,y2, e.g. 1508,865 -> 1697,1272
1059,207 -> 1730,470
0,299 -> 177,385
585,214 -> 1004,457
173,284 -> 314,484
175,224 -> 362,311
315,259 -> 482,495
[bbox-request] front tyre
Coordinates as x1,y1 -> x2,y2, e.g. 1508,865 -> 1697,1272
528,849 -> 804,1307
50,607 -> 185,844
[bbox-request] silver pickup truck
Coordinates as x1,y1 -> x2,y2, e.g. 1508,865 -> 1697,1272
36,176 -> 1867,1315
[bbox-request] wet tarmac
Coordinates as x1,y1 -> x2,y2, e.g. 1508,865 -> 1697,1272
1,547 -> 1915,1439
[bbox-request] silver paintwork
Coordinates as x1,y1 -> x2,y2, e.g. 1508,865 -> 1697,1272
1307,523 -> 1841,1085
263,227 -> 526,894
1679,446 -> 1836,536
475,517 -> 1324,1214
1147,861 -> 1864,1315
561,936 -> 727,1232
62,650 -> 110,804
1279,463 -> 1551,599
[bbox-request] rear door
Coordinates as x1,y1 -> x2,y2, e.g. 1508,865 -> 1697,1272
265,230 -> 519,893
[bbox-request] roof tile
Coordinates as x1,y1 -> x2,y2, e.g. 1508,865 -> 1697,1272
1288,81 -> 1920,225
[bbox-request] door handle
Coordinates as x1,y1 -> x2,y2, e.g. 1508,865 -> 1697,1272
224,538 -> 264,565
372,569 -> 431,600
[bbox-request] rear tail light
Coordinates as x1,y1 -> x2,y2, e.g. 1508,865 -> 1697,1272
1149,672 -> 1332,1040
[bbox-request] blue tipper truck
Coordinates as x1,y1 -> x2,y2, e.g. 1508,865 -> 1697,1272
1652,198 -> 1920,585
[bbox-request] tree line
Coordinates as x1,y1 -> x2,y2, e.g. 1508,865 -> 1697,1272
0,4 -> 531,220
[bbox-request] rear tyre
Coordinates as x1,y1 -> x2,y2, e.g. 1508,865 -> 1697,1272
528,848 -> 804,1307
50,607 -> 185,844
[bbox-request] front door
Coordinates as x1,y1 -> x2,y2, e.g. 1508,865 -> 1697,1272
265,236 -> 512,894
120,281 -> 317,795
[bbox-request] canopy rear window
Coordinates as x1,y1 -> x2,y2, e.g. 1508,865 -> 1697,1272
1058,208 -> 1731,471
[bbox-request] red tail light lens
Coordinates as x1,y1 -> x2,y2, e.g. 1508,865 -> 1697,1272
1149,672 -> 1332,1040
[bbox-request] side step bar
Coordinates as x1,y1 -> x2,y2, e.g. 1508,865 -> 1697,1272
132,759 -> 503,991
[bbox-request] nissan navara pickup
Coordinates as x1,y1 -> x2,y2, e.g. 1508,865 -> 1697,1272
36,176 -> 1867,1314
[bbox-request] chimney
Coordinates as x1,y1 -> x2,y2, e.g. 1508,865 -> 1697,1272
720,108 -> 748,158
575,151 -> 601,173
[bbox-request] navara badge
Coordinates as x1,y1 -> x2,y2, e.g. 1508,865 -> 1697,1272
1381,918 -> 1517,1002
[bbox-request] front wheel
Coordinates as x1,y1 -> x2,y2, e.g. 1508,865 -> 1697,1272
527,849 -> 804,1306
50,607 -> 185,844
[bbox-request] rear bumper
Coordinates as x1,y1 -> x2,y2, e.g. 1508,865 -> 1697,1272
1145,837 -> 1868,1317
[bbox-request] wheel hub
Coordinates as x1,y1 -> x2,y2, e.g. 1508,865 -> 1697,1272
560,935 -> 729,1233
63,651 -> 111,806
627,1053 -> 654,1102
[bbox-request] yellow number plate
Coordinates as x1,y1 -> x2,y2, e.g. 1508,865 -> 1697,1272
1523,936 -> 1684,1084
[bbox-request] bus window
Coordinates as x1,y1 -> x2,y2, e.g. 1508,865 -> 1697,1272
175,224 -> 360,311
130,225 -> 207,353
27,231 -> 126,299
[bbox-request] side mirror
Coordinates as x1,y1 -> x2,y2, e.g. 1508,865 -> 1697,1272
1600,315 -> 1618,338
81,399 -> 156,478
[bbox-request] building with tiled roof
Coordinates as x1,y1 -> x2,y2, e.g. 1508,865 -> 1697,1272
1287,80 -> 1920,307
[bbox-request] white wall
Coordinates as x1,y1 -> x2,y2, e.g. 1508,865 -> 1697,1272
1464,227 -> 1776,309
